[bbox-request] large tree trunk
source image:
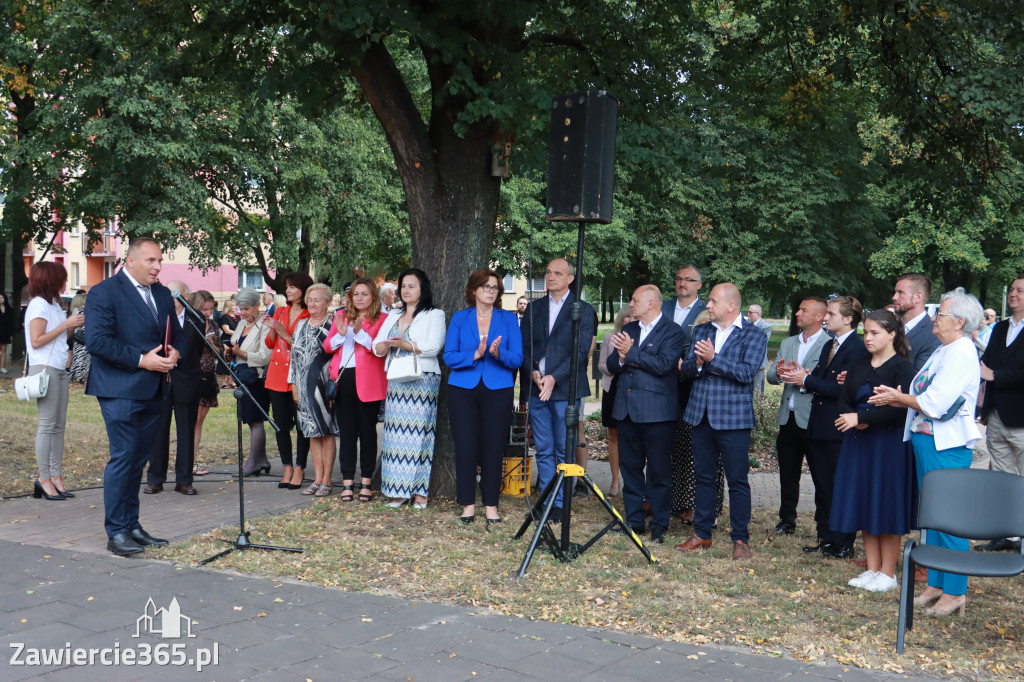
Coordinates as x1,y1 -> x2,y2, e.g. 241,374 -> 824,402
352,42 -> 503,498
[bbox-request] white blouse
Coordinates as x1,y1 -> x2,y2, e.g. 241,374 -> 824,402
903,335 -> 981,450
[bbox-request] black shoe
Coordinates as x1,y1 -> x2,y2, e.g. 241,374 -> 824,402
33,481 -> 66,501
544,507 -> 564,522
802,541 -> 823,553
485,517 -> 503,531
650,530 -> 665,544
821,543 -> 854,559
774,521 -> 796,535
130,527 -> 169,547
107,532 -> 145,556
573,483 -> 589,499
975,538 -> 1016,552
460,514 -> 475,525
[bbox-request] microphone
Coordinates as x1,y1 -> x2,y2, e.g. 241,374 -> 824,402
171,289 -> 205,324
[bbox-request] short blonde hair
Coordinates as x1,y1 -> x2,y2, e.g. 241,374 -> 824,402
306,283 -> 332,305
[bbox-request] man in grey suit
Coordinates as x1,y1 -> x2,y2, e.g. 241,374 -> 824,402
892,273 -> 940,370
747,304 -> 774,394
664,266 -> 708,525
766,297 -> 828,535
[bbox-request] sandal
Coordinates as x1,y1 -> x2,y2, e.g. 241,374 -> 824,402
193,464 -> 210,476
340,484 -> 354,502
358,486 -> 373,503
314,484 -> 333,497
301,482 -> 321,496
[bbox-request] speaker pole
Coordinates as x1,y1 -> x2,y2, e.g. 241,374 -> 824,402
559,220 -> 586,553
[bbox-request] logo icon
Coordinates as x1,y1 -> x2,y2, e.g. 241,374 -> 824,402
134,597 -> 196,639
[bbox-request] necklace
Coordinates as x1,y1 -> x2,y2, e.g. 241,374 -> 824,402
309,313 -> 329,327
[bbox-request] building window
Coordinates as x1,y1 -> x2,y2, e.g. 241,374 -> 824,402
238,270 -> 264,290
502,274 -> 514,291
71,263 -> 80,288
525,277 -> 545,293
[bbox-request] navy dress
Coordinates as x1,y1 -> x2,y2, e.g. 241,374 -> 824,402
830,354 -> 918,536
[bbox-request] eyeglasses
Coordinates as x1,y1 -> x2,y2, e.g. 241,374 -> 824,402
480,284 -> 499,293
936,312 -> 955,319
675,277 -> 700,284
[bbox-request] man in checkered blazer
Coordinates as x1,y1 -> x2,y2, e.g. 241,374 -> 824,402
675,283 -> 768,560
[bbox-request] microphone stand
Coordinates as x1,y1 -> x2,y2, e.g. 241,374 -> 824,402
175,304 -> 302,566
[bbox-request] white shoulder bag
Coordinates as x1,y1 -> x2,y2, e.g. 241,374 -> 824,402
15,339 -> 58,401
386,340 -> 422,383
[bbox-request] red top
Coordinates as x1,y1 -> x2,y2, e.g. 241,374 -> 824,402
323,312 -> 388,402
263,306 -> 310,392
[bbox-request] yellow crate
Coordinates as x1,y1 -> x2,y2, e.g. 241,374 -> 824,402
501,456 -> 532,497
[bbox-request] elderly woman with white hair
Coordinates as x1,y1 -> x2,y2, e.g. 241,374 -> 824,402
870,287 -> 984,617
225,287 -> 273,476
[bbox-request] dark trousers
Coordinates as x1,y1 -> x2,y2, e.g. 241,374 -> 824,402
448,381 -> 514,506
99,396 -> 164,538
807,438 -> 855,547
618,417 -> 675,535
334,370 -> 381,480
269,388 -> 309,468
776,412 -> 813,526
147,398 -> 199,486
692,416 -> 752,543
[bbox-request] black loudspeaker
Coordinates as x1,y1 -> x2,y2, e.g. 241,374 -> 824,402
546,90 -> 618,224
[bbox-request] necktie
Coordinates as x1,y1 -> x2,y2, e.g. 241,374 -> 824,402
140,286 -> 159,324
827,338 -> 839,366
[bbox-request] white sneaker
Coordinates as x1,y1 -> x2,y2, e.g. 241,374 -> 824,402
865,572 -> 899,593
848,570 -> 878,588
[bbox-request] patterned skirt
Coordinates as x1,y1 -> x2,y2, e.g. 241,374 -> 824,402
380,372 -> 441,499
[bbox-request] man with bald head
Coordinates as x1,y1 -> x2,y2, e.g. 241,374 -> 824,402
676,282 -> 768,560
520,258 -> 596,513
606,285 -> 686,542
145,280 -> 203,496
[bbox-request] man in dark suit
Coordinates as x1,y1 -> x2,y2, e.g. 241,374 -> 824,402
779,296 -> 869,558
892,273 -> 940,370
144,281 -> 201,496
607,285 -> 686,543
977,274 -> 1024,552
676,283 -> 768,560
85,238 -> 181,556
663,265 -> 707,525
520,258 -> 596,513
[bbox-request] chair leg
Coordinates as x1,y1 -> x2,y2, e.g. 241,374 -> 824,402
896,538 -> 917,655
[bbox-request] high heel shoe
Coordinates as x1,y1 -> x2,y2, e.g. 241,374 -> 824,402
386,498 -> 410,508
278,466 -> 294,489
913,589 -> 942,608
54,488 -> 75,498
460,514 -> 475,524
926,595 -> 966,616
485,517 -> 503,531
287,468 -> 305,490
33,481 -> 65,501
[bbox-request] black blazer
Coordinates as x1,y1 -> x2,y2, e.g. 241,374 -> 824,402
804,332 -> 870,441
838,354 -> 917,429
519,292 -> 596,402
169,312 -> 205,403
608,316 -> 686,423
980,319 -> 1024,428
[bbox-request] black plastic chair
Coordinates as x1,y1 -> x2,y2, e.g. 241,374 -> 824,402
897,468 -> 1024,654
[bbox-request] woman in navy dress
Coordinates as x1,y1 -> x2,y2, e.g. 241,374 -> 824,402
831,309 -> 917,593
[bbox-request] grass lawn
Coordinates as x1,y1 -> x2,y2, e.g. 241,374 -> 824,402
2,374 -> 1022,679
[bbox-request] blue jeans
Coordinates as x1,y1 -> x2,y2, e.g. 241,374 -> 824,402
911,433 -> 972,596
529,396 -> 581,508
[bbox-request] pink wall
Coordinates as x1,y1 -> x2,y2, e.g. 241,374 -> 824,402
159,263 -> 273,295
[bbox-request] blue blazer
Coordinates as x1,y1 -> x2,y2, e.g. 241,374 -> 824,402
607,315 -> 687,423
662,298 -> 706,359
519,292 -> 596,401
85,269 -> 182,401
444,307 -> 524,390
680,319 -> 768,430
906,315 -> 941,371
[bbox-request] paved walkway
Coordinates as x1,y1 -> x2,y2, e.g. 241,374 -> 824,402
0,459 -> 937,681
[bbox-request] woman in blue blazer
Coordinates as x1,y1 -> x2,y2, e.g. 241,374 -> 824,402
443,269 -> 524,527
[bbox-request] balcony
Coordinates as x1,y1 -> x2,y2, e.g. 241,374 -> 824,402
82,232 -> 117,256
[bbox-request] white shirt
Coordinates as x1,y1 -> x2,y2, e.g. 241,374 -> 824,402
639,314 -> 663,346
328,323 -> 373,368
789,327 -> 824,410
711,314 -> 743,353
25,297 -> 69,370
673,299 -> 697,327
177,308 -> 186,329
539,291 -> 570,375
122,268 -> 157,312
904,310 -> 928,334
1007,315 -> 1024,347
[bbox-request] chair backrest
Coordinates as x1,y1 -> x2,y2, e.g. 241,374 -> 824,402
918,468 -> 1024,541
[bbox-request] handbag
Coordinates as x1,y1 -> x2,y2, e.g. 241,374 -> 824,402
234,364 -> 263,389
198,372 -> 219,400
386,341 -> 422,383
15,336 -> 58,402
325,323 -> 355,408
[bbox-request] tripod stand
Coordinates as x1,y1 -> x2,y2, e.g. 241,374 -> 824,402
514,221 -> 657,577
168,299 -> 302,566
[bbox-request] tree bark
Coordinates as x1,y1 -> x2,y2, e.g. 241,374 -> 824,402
351,42 -> 503,498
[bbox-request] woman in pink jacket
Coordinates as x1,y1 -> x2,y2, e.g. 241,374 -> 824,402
323,278 -> 388,500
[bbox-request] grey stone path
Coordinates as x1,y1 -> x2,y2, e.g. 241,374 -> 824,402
1,539 -> 929,682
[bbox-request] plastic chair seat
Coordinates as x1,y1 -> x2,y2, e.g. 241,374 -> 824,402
911,544 -> 1024,579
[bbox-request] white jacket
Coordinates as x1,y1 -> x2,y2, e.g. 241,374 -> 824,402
372,308 -> 446,374
903,335 -> 981,450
